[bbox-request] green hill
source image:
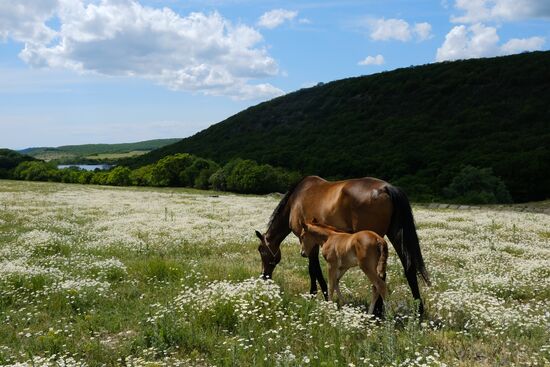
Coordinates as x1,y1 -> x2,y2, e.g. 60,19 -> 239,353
126,52 -> 550,202
20,138 -> 181,162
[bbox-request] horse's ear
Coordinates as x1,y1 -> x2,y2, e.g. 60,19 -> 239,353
255,230 -> 263,240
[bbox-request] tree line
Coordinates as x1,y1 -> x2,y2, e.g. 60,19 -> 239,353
1,149 -> 513,204
4,153 -> 300,195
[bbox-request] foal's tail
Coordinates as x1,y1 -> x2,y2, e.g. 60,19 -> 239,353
386,185 -> 431,286
376,238 -> 389,279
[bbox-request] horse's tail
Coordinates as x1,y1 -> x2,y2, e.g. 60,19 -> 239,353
386,185 -> 431,286
376,237 -> 388,279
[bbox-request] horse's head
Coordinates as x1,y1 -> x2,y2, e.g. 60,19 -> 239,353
255,230 -> 281,279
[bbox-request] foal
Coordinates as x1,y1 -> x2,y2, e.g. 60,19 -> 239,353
300,222 -> 389,314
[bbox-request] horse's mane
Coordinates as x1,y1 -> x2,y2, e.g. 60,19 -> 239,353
267,178 -> 305,229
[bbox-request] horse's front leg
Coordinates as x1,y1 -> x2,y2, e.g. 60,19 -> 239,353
308,253 -> 318,296
308,245 -> 328,300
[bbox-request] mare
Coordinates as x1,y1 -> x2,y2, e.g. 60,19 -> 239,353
255,175 -> 430,316
299,221 -> 389,314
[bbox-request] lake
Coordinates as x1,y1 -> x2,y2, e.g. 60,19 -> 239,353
57,164 -> 112,171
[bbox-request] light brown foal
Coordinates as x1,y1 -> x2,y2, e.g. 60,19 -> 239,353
300,222 -> 389,314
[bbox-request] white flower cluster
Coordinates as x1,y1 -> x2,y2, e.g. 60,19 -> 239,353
153,278 -> 283,325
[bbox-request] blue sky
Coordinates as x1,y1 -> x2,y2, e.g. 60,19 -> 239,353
1,0 -> 548,150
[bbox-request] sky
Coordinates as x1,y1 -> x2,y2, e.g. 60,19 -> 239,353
1,0 -> 549,150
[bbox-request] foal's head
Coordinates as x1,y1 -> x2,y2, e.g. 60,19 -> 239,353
299,222 -> 331,257
255,230 -> 281,279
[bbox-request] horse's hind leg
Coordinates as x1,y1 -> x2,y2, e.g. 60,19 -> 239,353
388,232 -> 424,317
309,245 -> 328,300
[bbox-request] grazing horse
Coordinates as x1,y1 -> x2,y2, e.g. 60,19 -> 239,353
255,175 -> 430,316
299,222 -> 389,314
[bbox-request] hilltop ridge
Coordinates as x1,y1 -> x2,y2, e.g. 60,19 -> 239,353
126,52 -> 549,202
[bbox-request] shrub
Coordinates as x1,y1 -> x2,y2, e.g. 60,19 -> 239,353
130,164 -> 154,186
13,161 -> 59,182
221,159 -> 299,194
150,153 -> 195,186
106,166 -> 131,186
179,158 -> 220,189
443,166 -> 512,204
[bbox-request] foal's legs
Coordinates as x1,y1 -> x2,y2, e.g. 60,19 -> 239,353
360,263 -> 388,315
335,268 -> 349,304
327,264 -> 338,302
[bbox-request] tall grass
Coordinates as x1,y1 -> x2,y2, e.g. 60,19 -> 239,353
0,180 -> 548,366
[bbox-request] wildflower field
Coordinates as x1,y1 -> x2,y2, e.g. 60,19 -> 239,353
0,180 -> 548,367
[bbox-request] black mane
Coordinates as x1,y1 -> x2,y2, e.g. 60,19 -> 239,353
267,178 -> 304,230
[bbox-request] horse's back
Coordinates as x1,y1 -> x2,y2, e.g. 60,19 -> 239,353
290,176 -> 393,236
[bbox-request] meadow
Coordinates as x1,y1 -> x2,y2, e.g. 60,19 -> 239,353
0,180 -> 548,366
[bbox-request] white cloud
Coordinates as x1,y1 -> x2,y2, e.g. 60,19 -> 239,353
436,23 -> 545,61
501,36 -> 545,54
368,18 -> 432,42
414,22 -> 433,41
0,0 -> 58,44
370,18 -> 411,41
257,9 -> 298,29
451,0 -> 550,23
1,0 -> 284,100
358,54 -> 385,66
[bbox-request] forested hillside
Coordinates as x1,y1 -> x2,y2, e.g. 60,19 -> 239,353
113,52 -> 550,201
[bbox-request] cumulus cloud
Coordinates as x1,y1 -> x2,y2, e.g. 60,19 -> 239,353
369,18 -> 411,41
368,18 -> 433,42
451,0 -> 550,23
501,36 -> 545,54
2,0 -> 284,100
436,23 -> 545,61
414,22 -> 433,41
257,9 -> 298,29
0,0 -> 58,44
358,54 -> 384,66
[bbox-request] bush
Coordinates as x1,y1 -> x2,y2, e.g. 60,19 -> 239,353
150,153 -> 195,186
13,161 -> 59,182
218,159 -> 299,194
443,166 -> 512,204
179,158 -> 220,189
130,165 -> 154,186
106,166 -> 131,186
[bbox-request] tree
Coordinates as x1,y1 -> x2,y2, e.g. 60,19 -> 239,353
443,165 -> 512,204
179,158 -> 220,189
130,165 -> 154,186
106,166 -> 131,186
13,161 -> 58,182
150,153 -> 195,186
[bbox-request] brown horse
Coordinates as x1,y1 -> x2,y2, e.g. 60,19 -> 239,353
255,175 -> 430,316
300,222 -> 389,313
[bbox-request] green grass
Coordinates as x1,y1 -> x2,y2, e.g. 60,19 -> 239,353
85,151 -> 148,160
0,180 -> 548,366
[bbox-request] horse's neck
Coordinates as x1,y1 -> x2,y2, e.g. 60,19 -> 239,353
266,213 -> 291,247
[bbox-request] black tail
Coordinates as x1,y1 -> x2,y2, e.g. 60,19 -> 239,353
386,185 -> 431,286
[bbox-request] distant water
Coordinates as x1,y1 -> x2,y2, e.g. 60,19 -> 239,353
57,164 -> 112,171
